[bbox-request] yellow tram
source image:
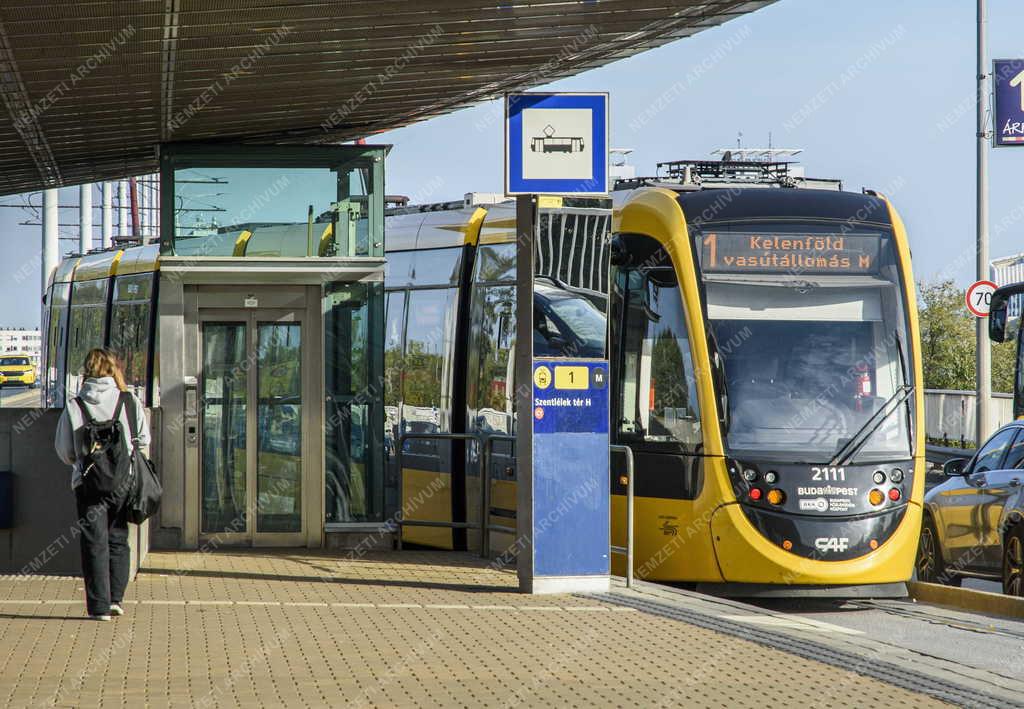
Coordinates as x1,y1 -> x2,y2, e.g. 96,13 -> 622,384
608,186 -> 923,594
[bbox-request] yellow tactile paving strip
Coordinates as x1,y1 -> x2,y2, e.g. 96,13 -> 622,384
0,551 -> 947,708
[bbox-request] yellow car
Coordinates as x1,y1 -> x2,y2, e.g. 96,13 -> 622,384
0,355 -> 37,388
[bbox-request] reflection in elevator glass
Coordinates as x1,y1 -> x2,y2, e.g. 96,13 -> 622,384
201,323 -> 247,533
257,323 -> 302,533
325,282 -> 382,524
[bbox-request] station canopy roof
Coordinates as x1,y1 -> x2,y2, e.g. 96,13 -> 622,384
0,0 -> 773,195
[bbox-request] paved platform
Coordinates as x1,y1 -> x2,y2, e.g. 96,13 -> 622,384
0,550 -> 1004,707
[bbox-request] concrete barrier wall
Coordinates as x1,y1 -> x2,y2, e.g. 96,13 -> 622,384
924,389 -> 1015,446
0,408 -> 152,576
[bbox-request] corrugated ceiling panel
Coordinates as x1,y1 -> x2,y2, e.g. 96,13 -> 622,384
0,0 -> 774,194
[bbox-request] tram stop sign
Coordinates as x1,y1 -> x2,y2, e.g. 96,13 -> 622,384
993,59 -> 1024,147
967,280 -> 998,318
505,92 -> 609,195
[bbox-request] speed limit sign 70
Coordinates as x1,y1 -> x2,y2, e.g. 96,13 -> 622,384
966,280 -> 997,317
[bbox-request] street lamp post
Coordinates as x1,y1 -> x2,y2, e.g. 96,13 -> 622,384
976,0 -> 991,445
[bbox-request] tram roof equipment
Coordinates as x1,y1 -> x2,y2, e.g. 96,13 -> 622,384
614,158 -> 843,192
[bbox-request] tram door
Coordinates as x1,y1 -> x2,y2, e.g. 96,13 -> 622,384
199,310 -> 306,545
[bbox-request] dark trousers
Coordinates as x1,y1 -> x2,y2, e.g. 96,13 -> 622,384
74,487 -> 130,615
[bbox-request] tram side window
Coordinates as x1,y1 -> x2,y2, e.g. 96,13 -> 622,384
468,284 -> 516,436
402,288 -> 457,430
40,304 -> 50,391
46,283 -> 71,407
67,279 -> 110,397
41,301 -> 51,398
384,291 -> 406,445
464,275 -> 516,490
109,273 -> 155,404
390,287 -> 458,513
409,248 -> 462,286
474,243 -> 516,283
464,243 -> 518,489
467,242 -> 517,438
381,290 -> 407,517
614,266 -> 701,450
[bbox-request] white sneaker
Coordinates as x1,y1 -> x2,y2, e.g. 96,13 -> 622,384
109,604 -> 124,616
91,614 -> 111,621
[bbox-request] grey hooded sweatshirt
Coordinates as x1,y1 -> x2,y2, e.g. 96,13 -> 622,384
54,377 -> 151,490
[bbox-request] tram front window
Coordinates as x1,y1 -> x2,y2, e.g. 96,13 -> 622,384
698,228 -> 913,463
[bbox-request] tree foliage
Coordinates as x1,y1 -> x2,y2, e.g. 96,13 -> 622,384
917,279 -> 1015,392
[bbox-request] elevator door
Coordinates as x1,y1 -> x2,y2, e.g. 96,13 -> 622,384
200,310 -> 305,545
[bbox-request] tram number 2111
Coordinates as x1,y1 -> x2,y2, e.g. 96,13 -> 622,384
810,466 -> 846,481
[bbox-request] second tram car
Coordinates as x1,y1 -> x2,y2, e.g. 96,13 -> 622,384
39,194 -> 610,552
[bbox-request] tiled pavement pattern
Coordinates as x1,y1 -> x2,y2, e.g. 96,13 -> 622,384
0,551 -> 947,708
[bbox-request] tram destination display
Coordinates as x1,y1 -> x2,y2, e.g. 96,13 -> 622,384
700,232 -> 881,275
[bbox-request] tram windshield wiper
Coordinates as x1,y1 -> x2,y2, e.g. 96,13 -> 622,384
707,330 -> 730,433
829,383 -> 914,467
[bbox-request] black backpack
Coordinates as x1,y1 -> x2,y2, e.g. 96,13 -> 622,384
75,392 -> 134,502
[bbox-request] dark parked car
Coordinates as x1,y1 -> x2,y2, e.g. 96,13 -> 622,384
918,422 -> 1024,596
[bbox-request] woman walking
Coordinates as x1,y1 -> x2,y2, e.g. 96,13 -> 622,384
55,348 -> 150,621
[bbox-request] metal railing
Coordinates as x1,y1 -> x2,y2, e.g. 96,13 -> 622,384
394,432 -> 481,551
480,434 -> 517,558
608,444 -> 635,588
395,433 -> 634,585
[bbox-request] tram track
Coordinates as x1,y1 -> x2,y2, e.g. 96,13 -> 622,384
845,597 -> 1024,641
758,593 -> 1024,704
598,587 -> 1023,709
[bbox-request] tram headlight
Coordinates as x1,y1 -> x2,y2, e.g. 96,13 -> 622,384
764,470 -> 779,484
872,470 -> 886,485
742,468 -> 758,483
766,489 -> 785,506
890,468 -> 904,483
869,489 -> 885,506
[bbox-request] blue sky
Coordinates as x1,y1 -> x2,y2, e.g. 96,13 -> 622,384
2,0 -> 1023,329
